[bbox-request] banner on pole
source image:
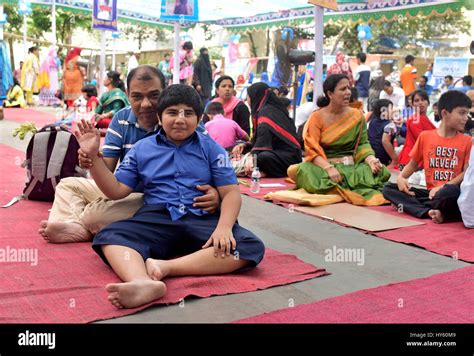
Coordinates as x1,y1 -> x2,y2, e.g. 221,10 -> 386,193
160,0 -> 199,21
93,0 -> 118,31
307,0 -> 338,10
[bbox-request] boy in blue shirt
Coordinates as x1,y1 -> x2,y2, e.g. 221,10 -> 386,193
75,84 -> 265,309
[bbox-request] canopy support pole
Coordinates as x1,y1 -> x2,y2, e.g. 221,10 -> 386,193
99,31 -> 106,96
23,14 -> 27,60
52,0 -> 56,47
173,22 -> 181,84
313,6 -> 324,108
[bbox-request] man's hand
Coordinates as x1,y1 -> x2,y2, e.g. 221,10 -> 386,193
193,185 -> 220,213
397,175 -> 415,196
75,119 -> 100,158
78,148 -> 103,169
202,226 -> 236,258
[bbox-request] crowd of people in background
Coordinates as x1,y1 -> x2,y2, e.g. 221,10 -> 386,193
2,44 -> 473,230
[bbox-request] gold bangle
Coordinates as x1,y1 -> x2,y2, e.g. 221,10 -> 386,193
322,164 -> 334,170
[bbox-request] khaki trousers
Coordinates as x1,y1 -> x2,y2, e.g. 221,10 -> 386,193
48,177 -> 144,235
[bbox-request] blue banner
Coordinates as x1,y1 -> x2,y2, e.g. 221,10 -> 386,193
160,0 -> 199,21
93,0 -> 118,31
433,57 -> 470,79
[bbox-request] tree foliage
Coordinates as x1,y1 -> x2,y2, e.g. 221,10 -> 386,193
3,4 -> 92,48
120,23 -> 169,50
292,11 -> 471,56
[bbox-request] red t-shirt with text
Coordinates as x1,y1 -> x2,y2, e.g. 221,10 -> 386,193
410,130 -> 472,190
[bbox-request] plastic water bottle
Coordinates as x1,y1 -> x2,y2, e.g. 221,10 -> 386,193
251,167 -> 261,194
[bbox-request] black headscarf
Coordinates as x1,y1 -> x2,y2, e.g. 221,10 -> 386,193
247,82 -> 301,150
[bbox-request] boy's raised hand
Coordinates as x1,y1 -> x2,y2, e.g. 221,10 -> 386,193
75,119 -> 101,158
202,226 -> 237,258
396,175 -> 415,196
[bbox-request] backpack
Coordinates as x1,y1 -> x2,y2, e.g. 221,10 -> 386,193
21,125 -> 84,202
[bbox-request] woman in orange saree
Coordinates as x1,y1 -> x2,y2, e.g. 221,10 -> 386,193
289,74 -> 390,206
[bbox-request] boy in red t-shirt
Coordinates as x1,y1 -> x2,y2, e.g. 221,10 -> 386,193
383,90 -> 472,223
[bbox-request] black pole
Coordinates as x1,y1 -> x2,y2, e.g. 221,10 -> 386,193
292,65 -> 298,122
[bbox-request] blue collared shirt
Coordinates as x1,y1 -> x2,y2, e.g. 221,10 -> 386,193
102,106 -> 208,161
102,107 -> 159,161
115,129 -> 237,221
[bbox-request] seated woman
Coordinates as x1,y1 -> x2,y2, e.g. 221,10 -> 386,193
397,90 -> 435,166
234,82 -> 302,178
3,78 -> 26,108
288,74 -> 391,206
210,75 -> 251,135
95,71 -> 129,128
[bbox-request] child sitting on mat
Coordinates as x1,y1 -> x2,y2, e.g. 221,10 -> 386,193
382,90 -> 472,224
75,84 -> 265,309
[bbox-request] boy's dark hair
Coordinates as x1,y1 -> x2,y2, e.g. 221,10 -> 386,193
383,80 -> 392,87
127,65 -> 166,92
405,55 -> 415,64
372,99 -> 393,118
156,84 -> 203,120
205,101 -> 224,116
411,89 -> 430,105
182,41 -> 193,50
463,75 -> 472,86
420,75 -> 428,83
444,75 -> 453,81
356,52 -> 367,63
81,84 -> 98,98
438,91 -> 472,116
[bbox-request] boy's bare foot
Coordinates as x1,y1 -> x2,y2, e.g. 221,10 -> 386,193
105,279 -> 166,309
145,258 -> 171,281
38,220 -> 92,243
428,209 -> 444,224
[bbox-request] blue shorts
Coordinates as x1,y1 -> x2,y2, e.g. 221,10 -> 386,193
92,205 -> 265,267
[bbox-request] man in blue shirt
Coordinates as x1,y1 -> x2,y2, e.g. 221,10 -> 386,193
39,66 -> 219,243
76,84 -> 265,309
417,75 -> 434,96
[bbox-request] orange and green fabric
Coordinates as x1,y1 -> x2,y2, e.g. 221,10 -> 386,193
296,108 -> 390,206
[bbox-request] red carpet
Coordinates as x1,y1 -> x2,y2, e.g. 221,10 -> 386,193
239,177 -> 295,201
0,144 -> 328,323
369,205 -> 474,263
235,266 -> 474,323
3,107 -> 56,128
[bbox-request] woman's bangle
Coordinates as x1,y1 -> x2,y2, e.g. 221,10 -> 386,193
322,164 -> 334,170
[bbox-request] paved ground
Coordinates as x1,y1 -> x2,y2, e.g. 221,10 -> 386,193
0,108 -> 469,324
